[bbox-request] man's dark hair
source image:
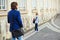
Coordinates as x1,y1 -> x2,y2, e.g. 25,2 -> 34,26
11,2 -> 18,10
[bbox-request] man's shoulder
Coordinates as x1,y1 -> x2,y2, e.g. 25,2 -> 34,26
15,10 -> 20,12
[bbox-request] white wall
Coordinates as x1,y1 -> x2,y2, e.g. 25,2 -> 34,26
56,0 -> 60,14
0,0 -> 60,39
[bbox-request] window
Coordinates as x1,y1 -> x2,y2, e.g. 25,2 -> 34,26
19,0 -> 27,10
32,0 -> 37,9
0,0 -> 7,10
32,0 -> 37,13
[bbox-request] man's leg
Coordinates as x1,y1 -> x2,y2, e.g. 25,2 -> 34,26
11,37 -> 16,40
18,36 -> 24,40
11,33 -> 16,40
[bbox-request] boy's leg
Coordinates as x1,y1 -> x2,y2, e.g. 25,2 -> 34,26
35,23 -> 38,31
36,24 -> 38,31
35,24 -> 37,31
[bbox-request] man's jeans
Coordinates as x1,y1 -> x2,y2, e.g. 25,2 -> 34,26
12,36 -> 24,40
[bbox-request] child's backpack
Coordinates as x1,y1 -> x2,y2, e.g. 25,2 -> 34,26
33,18 -> 36,23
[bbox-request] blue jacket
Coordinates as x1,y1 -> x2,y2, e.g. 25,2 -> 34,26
8,10 -> 23,32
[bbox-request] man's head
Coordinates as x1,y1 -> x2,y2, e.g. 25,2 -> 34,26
11,2 -> 18,10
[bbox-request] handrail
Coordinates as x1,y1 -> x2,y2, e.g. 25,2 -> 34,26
0,13 -> 56,40
0,15 -> 7,17
25,14 -> 56,33
0,14 -> 56,33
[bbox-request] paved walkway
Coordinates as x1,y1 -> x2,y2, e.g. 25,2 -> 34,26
54,14 -> 60,27
6,15 -> 60,40
6,22 -> 60,40
26,25 -> 60,40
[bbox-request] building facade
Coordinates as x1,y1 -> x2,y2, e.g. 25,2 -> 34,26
0,0 -> 60,40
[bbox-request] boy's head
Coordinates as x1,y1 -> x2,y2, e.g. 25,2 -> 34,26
36,13 -> 38,15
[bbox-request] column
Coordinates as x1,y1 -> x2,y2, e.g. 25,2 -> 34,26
27,0 -> 32,29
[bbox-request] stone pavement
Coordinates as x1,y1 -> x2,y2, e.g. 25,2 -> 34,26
6,22 -> 60,40
54,14 -> 60,27
25,15 -> 60,40
6,15 -> 60,40
26,27 -> 60,40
